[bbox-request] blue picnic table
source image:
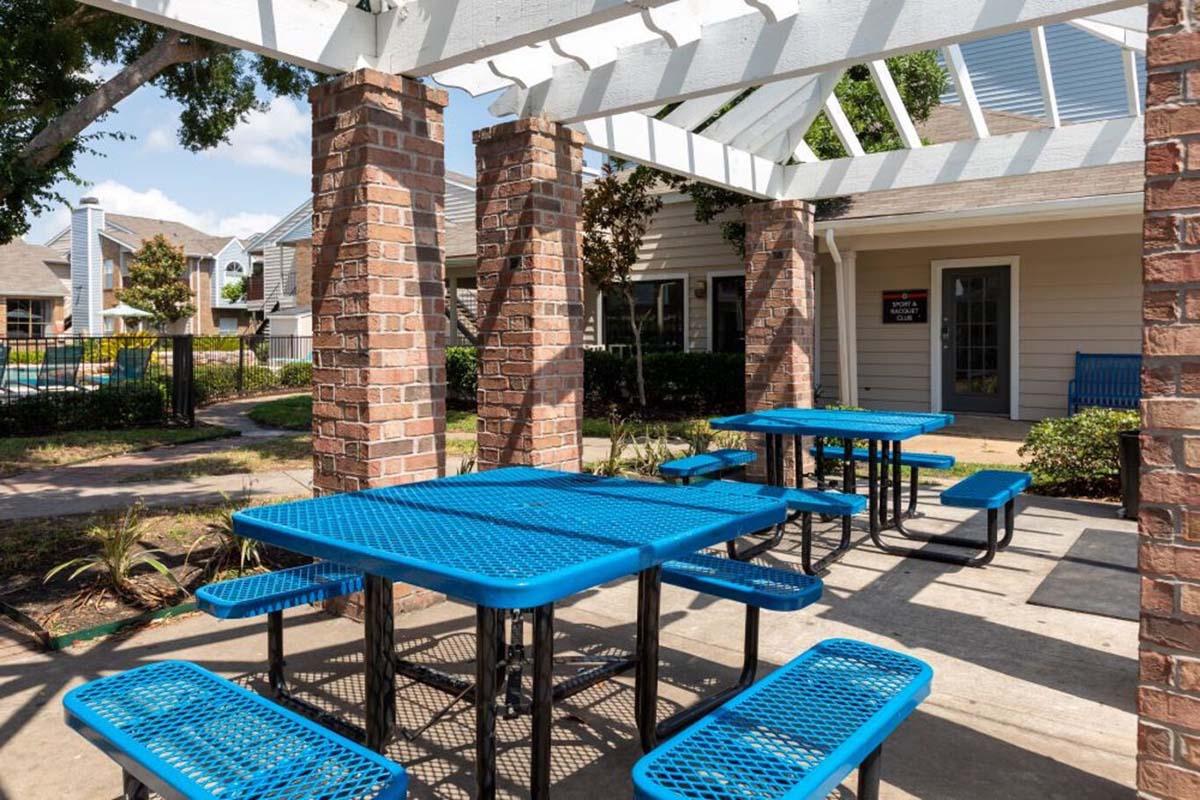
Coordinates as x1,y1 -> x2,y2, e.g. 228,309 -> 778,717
710,408 -> 954,565
234,466 -> 787,799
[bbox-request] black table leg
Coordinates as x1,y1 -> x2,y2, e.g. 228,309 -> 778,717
867,440 -> 879,537
364,575 -> 396,754
531,604 -> 554,799
475,606 -> 500,800
636,566 -> 662,754
892,441 -> 905,530
878,440 -> 890,530
816,438 -> 826,491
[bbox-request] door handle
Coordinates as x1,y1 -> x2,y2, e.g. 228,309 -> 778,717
941,321 -> 950,350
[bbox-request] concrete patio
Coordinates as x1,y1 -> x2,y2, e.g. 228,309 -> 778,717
0,486 -> 1136,799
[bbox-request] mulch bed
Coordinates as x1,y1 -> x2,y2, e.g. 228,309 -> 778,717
0,503 -> 307,646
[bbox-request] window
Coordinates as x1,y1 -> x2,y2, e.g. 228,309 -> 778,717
710,275 -> 746,354
6,299 -> 49,338
103,316 -> 116,334
602,278 -> 686,352
103,259 -> 114,290
218,316 -> 239,334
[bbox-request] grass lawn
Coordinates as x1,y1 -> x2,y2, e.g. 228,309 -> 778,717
0,425 -> 236,479
120,435 -> 313,483
247,394 -> 312,430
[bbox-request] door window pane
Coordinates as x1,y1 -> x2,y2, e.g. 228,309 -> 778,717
603,279 -> 686,352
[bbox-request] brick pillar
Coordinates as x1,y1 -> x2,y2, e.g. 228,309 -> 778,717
743,200 -> 817,484
473,119 -> 585,472
1140,5 -> 1200,798
309,70 -> 447,494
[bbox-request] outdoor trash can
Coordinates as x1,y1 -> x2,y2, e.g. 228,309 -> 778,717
1118,430 -> 1140,520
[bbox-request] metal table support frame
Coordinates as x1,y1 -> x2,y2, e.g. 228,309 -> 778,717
866,440 -> 1016,567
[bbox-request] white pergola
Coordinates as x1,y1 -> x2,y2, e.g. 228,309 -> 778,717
80,0 -> 1148,409
80,0 -> 1146,198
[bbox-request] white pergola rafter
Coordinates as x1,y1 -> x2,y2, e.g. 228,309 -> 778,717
1030,26 -> 1062,128
868,60 -> 922,149
658,91 -> 741,131
492,0 -> 1146,122
782,115 -> 1143,200
943,44 -> 990,139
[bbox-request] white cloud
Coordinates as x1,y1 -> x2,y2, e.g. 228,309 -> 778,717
208,98 -> 310,176
143,126 -> 175,152
86,180 -> 280,239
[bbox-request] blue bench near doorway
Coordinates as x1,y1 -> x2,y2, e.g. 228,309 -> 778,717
63,660 -> 407,800
633,638 -> 932,800
1068,352 -> 1141,414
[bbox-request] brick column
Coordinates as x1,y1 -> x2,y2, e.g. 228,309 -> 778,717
743,200 -> 817,484
309,70 -> 447,494
473,119 -> 585,472
1140,5 -> 1200,798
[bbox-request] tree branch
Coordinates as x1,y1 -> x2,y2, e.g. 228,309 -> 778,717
18,30 -> 210,172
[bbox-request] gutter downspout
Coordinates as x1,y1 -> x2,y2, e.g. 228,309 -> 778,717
825,229 -> 858,407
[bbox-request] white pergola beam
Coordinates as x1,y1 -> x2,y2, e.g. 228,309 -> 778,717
1031,27 -> 1062,128
752,71 -> 843,162
379,0 -> 674,75
640,1 -> 703,49
781,115 -> 1143,200
75,0 -> 376,74
1123,47 -> 1143,117
659,90 -> 741,131
488,47 -> 554,90
572,112 -> 782,198
868,60 -> 922,149
744,1 -> 798,23
943,44 -> 990,139
494,0 -> 1146,122
1070,18 -> 1147,51
703,78 -> 817,144
824,95 -> 865,157
550,30 -> 619,71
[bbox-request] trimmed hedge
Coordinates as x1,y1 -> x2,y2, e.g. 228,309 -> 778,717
0,382 -> 168,436
445,346 -> 744,417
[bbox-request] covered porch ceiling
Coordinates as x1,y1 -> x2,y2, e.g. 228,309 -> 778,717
80,0 -> 1148,199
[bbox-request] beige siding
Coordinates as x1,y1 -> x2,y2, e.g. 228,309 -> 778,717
836,234 -> 1141,420
818,255 -> 842,405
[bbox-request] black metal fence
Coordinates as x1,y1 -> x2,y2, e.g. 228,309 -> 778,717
0,334 -> 314,436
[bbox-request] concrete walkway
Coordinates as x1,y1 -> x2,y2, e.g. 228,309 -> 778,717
0,394 -> 312,520
0,491 -> 1135,798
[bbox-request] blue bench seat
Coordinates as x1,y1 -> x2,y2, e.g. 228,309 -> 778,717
63,660 -> 406,800
1069,352 -> 1141,414
197,561 -> 363,619
662,552 -> 822,612
809,445 -> 955,471
660,449 -> 756,480
941,470 -> 1032,510
697,479 -> 866,517
633,638 -> 932,800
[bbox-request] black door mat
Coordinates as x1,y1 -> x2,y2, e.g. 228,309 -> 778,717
1026,528 -> 1138,622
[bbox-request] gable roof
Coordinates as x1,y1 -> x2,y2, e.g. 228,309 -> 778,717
102,214 -> 231,257
0,239 -> 70,297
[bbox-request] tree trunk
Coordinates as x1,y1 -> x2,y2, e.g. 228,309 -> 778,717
624,285 -> 647,408
13,31 -> 209,178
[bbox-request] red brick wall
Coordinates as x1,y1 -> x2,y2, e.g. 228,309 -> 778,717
1141,4 -> 1200,798
473,118 -> 585,472
309,69 -> 448,495
743,200 -> 817,483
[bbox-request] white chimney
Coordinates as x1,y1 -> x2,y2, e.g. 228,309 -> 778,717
70,196 -> 104,334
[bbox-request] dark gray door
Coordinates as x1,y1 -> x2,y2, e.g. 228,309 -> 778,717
941,266 -> 1011,415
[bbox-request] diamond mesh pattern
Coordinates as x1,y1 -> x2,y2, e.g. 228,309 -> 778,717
939,470 -> 1032,510
697,480 -> 866,516
64,661 -> 406,800
710,409 -> 951,441
196,562 -> 364,619
234,467 -> 786,608
662,553 -> 822,612
660,449 -> 757,479
634,639 -> 932,800
807,447 -> 955,470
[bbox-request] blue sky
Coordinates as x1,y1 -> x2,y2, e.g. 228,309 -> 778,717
23,81 -> 553,245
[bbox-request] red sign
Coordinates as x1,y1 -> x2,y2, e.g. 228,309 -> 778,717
882,289 -> 928,324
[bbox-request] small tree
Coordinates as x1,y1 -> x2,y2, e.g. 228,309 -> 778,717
582,161 -> 663,408
221,275 -> 247,304
120,234 -> 195,329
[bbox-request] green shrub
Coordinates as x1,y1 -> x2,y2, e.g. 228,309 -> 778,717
0,382 -> 168,436
446,346 -> 478,402
1019,408 -> 1140,497
583,349 -> 625,412
193,363 -> 240,404
193,335 -> 241,353
278,361 -> 312,387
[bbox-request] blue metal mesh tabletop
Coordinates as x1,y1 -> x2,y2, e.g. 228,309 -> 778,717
710,408 -> 953,440
233,467 -> 787,609
63,660 -> 406,800
633,639 -> 932,800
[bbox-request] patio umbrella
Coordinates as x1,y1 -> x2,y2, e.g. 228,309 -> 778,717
101,302 -> 153,319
